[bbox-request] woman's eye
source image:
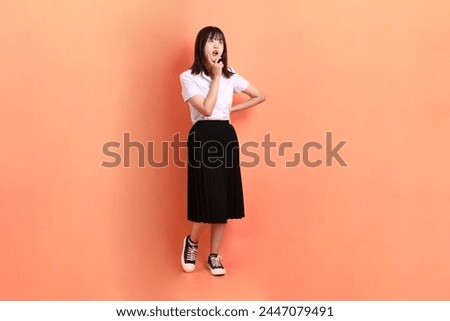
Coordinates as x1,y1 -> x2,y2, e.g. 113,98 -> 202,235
208,38 -> 223,44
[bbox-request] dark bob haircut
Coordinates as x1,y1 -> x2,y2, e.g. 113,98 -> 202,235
190,26 -> 234,79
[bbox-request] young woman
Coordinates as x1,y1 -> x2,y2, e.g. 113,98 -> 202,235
179,26 -> 265,276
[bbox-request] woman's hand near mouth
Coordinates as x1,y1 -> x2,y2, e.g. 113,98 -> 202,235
208,53 -> 223,79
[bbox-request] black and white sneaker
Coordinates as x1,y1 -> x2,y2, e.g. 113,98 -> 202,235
181,235 -> 198,272
208,254 -> 226,276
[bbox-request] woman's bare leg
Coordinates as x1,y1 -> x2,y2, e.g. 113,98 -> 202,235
189,222 -> 203,242
210,223 -> 226,254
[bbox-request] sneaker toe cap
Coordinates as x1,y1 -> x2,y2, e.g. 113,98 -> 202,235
182,263 -> 195,273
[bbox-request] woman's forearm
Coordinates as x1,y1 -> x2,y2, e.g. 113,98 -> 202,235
231,95 -> 265,113
188,76 -> 221,116
202,77 -> 220,116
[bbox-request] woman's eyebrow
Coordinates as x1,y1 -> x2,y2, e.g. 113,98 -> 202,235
209,36 -> 223,41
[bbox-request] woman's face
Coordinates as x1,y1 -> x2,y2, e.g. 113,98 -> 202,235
204,35 -> 224,63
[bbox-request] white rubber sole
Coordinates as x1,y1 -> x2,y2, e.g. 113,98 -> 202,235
181,236 -> 196,273
208,264 -> 226,276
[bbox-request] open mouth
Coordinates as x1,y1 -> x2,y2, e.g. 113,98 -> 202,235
212,50 -> 219,56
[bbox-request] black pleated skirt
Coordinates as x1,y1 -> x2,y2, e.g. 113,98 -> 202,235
187,120 -> 245,223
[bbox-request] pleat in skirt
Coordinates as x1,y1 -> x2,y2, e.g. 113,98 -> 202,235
187,120 -> 245,223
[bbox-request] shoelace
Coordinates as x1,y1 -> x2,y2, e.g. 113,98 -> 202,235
186,245 -> 198,261
210,255 -> 223,268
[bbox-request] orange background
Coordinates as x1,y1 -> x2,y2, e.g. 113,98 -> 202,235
1,0 -> 449,300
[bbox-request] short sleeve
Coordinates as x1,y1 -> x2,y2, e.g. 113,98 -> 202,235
231,70 -> 250,93
180,71 -> 201,101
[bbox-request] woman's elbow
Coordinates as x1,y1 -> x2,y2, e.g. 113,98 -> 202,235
259,93 -> 266,104
200,106 -> 213,116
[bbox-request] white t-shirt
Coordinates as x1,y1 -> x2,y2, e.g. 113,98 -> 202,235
180,67 -> 249,124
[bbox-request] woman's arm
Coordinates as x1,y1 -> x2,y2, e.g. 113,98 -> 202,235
230,84 -> 266,113
187,55 -> 224,117
187,79 -> 219,116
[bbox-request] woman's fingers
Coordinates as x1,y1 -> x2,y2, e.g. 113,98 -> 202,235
207,53 -> 214,64
208,53 -> 223,78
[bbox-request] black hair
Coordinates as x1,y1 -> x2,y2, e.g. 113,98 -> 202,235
190,26 -> 234,79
